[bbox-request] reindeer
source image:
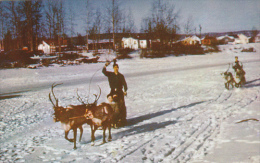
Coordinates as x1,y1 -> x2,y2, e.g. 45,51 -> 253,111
76,87 -> 114,146
221,64 -> 236,90
49,83 -> 91,149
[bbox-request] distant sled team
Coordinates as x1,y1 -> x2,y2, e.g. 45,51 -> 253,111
221,56 -> 246,90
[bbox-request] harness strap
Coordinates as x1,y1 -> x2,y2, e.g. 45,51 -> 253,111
69,115 -> 86,120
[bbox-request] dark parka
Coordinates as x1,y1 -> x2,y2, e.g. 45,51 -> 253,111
102,67 -> 127,93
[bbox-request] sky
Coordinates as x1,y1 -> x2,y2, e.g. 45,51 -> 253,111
65,0 -> 260,35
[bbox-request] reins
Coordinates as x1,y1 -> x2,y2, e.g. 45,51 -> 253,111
87,57 -> 117,100
69,115 -> 86,120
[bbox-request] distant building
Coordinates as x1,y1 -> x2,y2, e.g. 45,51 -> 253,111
139,40 -> 147,49
216,35 -> 234,44
228,34 -> 249,44
201,36 -> 218,45
38,41 -> 51,54
122,37 -> 139,50
181,35 -> 201,45
234,34 -> 249,44
87,39 -> 113,50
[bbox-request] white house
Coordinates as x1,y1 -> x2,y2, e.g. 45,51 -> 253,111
139,40 -> 147,49
233,34 -> 249,44
182,35 -> 201,45
122,37 -> 139,50
38,41 -> 51,54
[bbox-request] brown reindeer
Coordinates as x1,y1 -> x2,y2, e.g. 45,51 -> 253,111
77,87 -> 114,146
49,83 -> 91,149
85,103 -> 114,145
221,64 -> 237,90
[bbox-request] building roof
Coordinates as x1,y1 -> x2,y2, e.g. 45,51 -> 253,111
216,35 -> 234,40
122,37 -> 138,41
88,39 -> 114,44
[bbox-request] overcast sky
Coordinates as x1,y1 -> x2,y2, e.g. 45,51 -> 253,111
66,0 -> 260,35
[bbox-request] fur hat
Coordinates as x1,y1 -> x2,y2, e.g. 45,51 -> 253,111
113,59 -> 119,68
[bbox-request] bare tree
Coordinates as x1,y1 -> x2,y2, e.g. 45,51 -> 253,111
68,3 -> 76,38
0,2 -> 7,51
6,1 -> 22,49
45,0 -> 65,53
184,15 -> 194,36
120,7 -> 136,37
90,8 -> 103,52
67,2 -> 77,50
45,0 -> 57,40
121,10 -> 126,33
153,0 -> 179,42
105,0 -> 122,50
199,24 -> 202,38
19,1 -> 43,51
125,7 -> 136,34
142,0 -> 179,55
84,0 -> 93,52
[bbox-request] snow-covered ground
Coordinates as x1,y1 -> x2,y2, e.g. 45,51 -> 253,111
0,43 -> 260,162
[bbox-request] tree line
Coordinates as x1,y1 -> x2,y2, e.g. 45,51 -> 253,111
0,0 -> 188,53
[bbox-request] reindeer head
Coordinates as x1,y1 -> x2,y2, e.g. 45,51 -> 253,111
49,83 -> 65,122
221,64 -> 231,78
84,109 -> 94,119
53,107 -> 70,122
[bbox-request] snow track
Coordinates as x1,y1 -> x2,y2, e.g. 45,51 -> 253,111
0,47 -> 260,162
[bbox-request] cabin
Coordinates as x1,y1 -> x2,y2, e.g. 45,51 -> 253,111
234,34 -> 249,44
139,40 -> 147,49
216,35 -> 234,44
88,39 -> 113,50
122,37 -> 139,50
201,36 -> 217,45
38,41 -> 51,54
228,34 -> 249,44
181,35 -> 201,46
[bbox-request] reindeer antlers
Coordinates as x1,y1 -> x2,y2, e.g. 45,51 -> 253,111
93,86 -> 101,105
49,82 -> 63,107
76,89 -> 86,105
76,85 -> 101,105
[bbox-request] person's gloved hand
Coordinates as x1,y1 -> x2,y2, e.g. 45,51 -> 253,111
105,61 -> 110,67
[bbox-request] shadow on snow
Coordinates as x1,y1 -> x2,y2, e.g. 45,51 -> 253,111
127,101 -> 206,126
244,78 -> 260,88
81,101 -> 205,144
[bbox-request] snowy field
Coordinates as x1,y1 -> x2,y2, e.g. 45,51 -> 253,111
0,43 -> 260,162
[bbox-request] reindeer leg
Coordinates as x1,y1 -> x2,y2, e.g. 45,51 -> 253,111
108,122 -> 112,142
73,128 -> 77,149
65,130 -> 73,142
91,125 -> 98,146
225,83 -> 228,90
102,125 -> 107,144
79,126 -> 83,142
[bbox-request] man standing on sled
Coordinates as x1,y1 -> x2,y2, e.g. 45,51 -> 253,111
103,60 -> 128,126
